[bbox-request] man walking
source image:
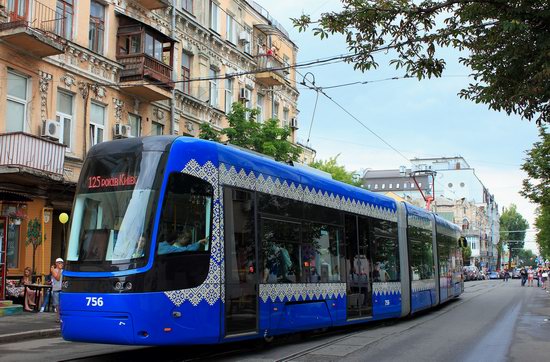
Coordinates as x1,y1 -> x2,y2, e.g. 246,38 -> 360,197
520,267 -> 527,286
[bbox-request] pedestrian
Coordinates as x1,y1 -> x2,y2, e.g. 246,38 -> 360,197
527,266 -> 534,287
51,258 -> 64,323
503,269 -> 510,282
542,268 -> 548,290
520,267 -> 527,286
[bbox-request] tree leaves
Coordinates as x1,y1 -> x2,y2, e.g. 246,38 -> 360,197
292,0 -> 550,124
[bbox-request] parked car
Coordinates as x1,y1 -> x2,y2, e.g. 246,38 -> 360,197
463,266 -> 481,281
488,271 -> 499,279
512,268 -> 521,279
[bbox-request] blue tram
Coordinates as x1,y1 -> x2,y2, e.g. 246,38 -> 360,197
61,136 -> 464,345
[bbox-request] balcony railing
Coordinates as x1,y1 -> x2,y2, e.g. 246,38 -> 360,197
118,54 -> 174,89
254,54 -> 287,86
0,0 -> 65,37
0,132 -> 65,176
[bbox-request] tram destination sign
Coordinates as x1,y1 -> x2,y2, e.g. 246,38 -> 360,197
87,173 -> 138,190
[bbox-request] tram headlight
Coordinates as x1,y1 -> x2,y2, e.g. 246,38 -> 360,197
114,281 -> 124,290
124,282 -> 133,291
62,280 -> 69,289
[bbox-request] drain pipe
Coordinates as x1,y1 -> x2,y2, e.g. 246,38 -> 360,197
170,3 -> 177,135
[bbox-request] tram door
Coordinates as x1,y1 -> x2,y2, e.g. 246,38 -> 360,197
223,188 -> 258,336
345,215 -> 373,319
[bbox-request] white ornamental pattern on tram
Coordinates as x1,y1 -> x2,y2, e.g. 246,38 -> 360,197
259,283 -> 347,303
165,160 -> 224,307
220,164 -> 397,222
372,282 -> 402,296
411,279 -> 436,293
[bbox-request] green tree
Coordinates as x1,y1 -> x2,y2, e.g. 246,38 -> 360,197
25,218 -> 45,276
517,248 -> 537,268
534,205 -> 550,259
500,205 -> 529,270
309,155 -> 362,187
293,1 -> 549,124
200,102 -> 302,162
521,127 -> 549,258
462,245 -> 472,265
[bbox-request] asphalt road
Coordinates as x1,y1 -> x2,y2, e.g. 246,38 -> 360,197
1,280 -> 548,362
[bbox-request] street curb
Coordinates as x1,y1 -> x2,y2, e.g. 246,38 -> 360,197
0,328 -> 61,344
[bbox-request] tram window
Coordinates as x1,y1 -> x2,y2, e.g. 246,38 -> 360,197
370,219 -> 400,282
258,193 -> 302,219
261,218 -> 301,283
303,203 -> 343,226
157,172 -> 213,255
409,225 -> 434,281
302,223 -> 343,283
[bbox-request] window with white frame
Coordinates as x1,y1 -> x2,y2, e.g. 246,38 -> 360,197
381,184 -> 385,189
256,94 -> 264,123
181,52 -> 192,94
209,68 -> 219,107
283,108 -> 289,127
243,27 -> 252,54
56,90 -> 73,150
210,1 -> 220,33
6,70 -> 28,132
226,15 -> 237,44
128,113 -> 141,137
273,101 -> 279,119
225,78 -> 233,113
181,0 -> 193,13
89,1 -> 105,54
90,102 -> 105,146
374,184 -> 378,190
152,121 -> 164,135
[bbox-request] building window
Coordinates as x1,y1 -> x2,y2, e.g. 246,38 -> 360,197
243,28 -> 252,54
56,90 -> 73,151
152,121 -> 164,135
210,1 -> 220,33
418,182 -> 422,188
6,70 -> 28,132
283,108 -> 289,127
89,1 -> 105,54
283,55 -> 290,79
273,101 -> 279,119
128,113 -> 141,137
374,184 -> 378,190
226,15 -> 237,44
256,94 -> 264,123
225,78 -> 233,113
396,183 -> 400,189
55,0 -> 74,40
209,68 -> 219,107
90,102 -> 105,146
381,184 -> 385,189
181,52 -> 191,94
145,33 -> 164,62
389,183 -> 393,189
181,0 -> 193,13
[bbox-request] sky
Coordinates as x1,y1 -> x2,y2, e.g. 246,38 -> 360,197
253,1 -> 541,252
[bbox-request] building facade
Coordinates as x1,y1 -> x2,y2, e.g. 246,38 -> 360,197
0,0 -> 300,281
362,157 -> 500,270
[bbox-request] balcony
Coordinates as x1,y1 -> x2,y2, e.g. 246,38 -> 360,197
0,0 -> 65,57
135,0 -> 170,10
118,54 -> 174,101
255,54 -> 286,86
0,132 -> 65,177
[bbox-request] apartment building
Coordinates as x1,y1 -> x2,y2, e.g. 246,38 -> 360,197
362,157 -> 500,270
0,0 -> 299,281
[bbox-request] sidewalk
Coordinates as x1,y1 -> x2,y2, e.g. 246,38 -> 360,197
0,311 -> 60,344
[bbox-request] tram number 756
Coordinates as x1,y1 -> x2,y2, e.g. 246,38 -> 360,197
85,297 -> 104,307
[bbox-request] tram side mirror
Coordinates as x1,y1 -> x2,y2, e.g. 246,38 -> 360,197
458,236 -> 468,248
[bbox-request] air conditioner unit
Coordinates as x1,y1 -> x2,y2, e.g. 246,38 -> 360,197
290,117 -> 298,129
238,31 -> 250,44
114,123 -> 132,138
239,88 -> 251,101
41,119 -> 61,141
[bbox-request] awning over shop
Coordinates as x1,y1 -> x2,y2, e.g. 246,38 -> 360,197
0,191 -> 33,202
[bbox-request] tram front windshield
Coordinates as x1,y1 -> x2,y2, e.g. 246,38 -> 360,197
66,151 -> 162,271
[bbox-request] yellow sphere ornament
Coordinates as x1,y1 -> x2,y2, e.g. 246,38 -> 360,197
59,212 -> 69,224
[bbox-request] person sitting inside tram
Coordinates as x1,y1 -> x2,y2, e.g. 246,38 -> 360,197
158,231 -> 207,255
